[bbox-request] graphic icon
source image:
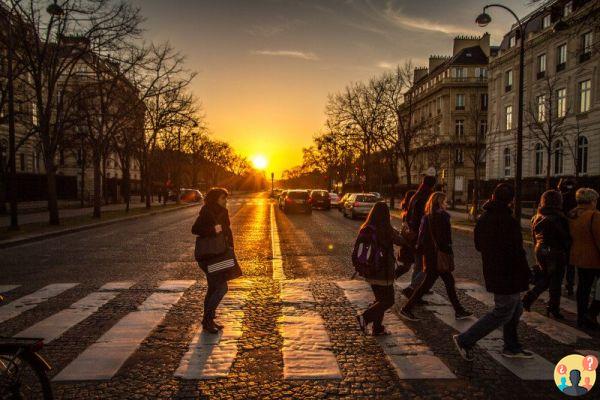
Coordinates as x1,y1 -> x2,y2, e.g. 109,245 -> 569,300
554,354 -> 597,397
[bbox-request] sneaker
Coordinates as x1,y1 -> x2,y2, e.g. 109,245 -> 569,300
401,287 -> 414,299
452,334 -> 474,361
501,349 -> 534,359
372,326 -> 392,336
356,314 -> 366,333
399,308 -> 420,321
455,309 -> 473,320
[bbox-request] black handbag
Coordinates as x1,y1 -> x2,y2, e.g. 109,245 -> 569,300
195,233 -> 227,261
204,247 -> 243,280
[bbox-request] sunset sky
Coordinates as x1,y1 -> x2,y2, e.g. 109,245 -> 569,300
133,0 -> 536,177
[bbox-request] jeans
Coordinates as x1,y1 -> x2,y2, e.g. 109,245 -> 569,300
576,268 -> 600,323
457,292 -> 523,352
565,264 -> 575,290
203,273 -> 228,322
409,255 -> 425,289
523,248 -> 565,310
362,284 -> 395,332
404,269 -> 463,312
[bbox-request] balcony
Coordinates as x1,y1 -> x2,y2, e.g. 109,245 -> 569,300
537,71 -> 546,80
455,106 -> 465,111
556,62 -> 566,72
505,85 -> 512,93
579,52 -> 591,63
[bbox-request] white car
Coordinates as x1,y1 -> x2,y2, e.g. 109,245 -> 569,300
343,193 -> 379,219
329,192 -> 340,206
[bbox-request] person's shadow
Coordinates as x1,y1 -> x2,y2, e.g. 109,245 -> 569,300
563,370 -> 589,396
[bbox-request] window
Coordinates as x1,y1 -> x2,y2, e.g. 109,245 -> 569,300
31,102 -> 38,125
505,70 -> 513,92
564,1 -> 572,17
537,54 -> 546,78
537,95 -> 546,122
475,67 -> 487,78
577,136 -> 589,174
505,105 -> 513,130
455,119 -> 464,138
452,67 -> 466,78
479,120 -> 487,138
455,148 -> 464,164
480,93 -> 488,110
557,88 -> 567,118
553,140 -> 564,174
504,148 -> 511,176
542,14 -> 551,29
535,143 -> 544,175
581,31 -> 593,62
579,80 -> 591,113
509,36 -> 516,48
556,44 -> 567,70
456,94 -> 465,110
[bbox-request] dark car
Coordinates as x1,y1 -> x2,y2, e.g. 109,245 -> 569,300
309,190 -> 331,210
283,190 -> 312,214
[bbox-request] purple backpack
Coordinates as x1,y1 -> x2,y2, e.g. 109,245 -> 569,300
352,225 -> 383,278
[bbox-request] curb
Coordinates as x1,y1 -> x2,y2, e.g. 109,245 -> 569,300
0,203 -> 200,249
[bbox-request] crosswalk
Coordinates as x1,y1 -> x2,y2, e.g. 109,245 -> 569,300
0,277 -> 595,383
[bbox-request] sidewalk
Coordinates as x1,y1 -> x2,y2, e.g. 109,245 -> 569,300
0,200 -> 156,228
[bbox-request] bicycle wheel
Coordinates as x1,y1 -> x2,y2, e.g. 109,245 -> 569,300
0,352 -> 53,400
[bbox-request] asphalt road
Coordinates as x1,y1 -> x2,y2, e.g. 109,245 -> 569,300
0,192 -> 597,399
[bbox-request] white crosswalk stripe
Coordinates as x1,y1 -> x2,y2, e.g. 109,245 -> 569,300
99,281 -> 136,291
14,291 -> 118,343
338,280 -> 456,379
456,281 -> 591,344
174,279 -> 252,379
0,283 -> 78,324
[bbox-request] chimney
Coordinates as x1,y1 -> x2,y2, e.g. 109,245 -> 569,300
453,34 -> 483,56
429,55 -> 450,72
413,67 -> 428,83
479,32 -> 491,57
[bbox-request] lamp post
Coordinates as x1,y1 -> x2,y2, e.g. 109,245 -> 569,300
6,7 -> 18,230
476,4 -> 526,220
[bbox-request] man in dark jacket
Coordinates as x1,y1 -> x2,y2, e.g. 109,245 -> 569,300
558,178 -> 577,295
453,183 -> 533,361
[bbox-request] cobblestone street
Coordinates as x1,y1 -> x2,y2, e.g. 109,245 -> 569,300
1,193 -> 598,399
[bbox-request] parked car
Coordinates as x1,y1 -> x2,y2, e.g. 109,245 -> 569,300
337,193 -> 352,211
329,192 -> 340,207
369,192 -> 382,200
283,190 -> 312,214
309,190 -> 331,210
343,193 -> 378,219
180,189 -> 203,203
270,189 -> 282,199
278,190 -> 289,209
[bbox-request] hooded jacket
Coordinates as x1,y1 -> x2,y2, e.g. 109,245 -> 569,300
474,200 -> 530,294
531,207 -> 571,253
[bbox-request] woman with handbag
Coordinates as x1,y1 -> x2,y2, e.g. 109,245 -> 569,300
192,187 -> 242,334
400,191 -> 471,321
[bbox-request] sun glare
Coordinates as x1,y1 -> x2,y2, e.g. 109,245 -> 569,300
251,154 -> 268,170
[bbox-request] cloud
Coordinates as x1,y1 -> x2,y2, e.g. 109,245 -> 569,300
251,50 -> 319,60
246,18 -> 305,37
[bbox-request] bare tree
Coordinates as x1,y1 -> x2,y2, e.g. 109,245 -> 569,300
564,117 -> 589,180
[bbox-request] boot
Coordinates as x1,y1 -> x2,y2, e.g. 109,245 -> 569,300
546,307 -> 565,320
202,319 -> 219,334
521,293 -> 534,312
588,300 -> 600,322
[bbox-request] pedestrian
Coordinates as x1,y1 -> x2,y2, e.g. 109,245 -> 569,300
522,190 -> 571,319
192,187 -> 242,334
558,178 -> 577,295
401,174 -> 437,299
567,188 -> 600,330
453,183 -> 533,361
397,190 -> 416,278
399,191 -> 472,321
354,202 -> 407,336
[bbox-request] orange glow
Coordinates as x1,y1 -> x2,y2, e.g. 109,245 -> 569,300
251,154 -> 268,170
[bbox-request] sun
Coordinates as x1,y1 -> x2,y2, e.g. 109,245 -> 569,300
251,154 -> 268,170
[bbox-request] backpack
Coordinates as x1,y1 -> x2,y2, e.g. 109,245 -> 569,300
352,226 -> 383,278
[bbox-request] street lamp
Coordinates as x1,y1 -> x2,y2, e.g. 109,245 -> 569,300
475,4 -> 527,221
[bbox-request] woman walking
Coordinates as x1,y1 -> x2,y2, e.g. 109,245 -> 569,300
568,188 -> 600,330
355,202 -> 407,335
400,192 -> 471,321
192,188 -> 241,333
522,190 -> 570,319
397,190 -> 417,278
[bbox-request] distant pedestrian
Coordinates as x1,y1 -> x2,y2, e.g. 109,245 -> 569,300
399,192 -> 472,321
401,174 -> 437,299
397,190 -> 416,278
192,187 -> 242,334
558,178 -> 577,295
354,202 -> 407,336
567,188 -> 600,330
453,183 -> 533,361
522,190 -> 571,319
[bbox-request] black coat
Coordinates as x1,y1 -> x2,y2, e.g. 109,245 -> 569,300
417,210 -> 452,271
406,187 -> 432,232
474,200 -> 530,295
531,207 -> 571,253
192,204 -> 234,250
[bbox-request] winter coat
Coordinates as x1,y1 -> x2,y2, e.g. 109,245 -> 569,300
417,210 -> 452,272
531,207 -> 571,253
474,200 -> 530,294
561,190 -> 577,215
568,206 -> 600,269
406,187 -> 433,232
363,226 -> 406,286
192,204 -> 234,250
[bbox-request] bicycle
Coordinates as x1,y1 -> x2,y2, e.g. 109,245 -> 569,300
0,295 -> 53,400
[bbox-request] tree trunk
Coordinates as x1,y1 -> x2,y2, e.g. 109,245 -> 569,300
93,151 -> 102,219
123,164 -> 131,213
389,158 -> 398,209
80,150 -> 86,207
472,166 -> 480,219
546,148 -> 552,190
45,160 -> 60,225
0,173 -> 7,215
402,155 -> 412,186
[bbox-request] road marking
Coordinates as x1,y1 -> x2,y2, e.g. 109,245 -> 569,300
54,291 -> 185,381
174,279 -> 253,379
456,281 -> 591,344
99,281 -> 136,291
279,280 -> 341,379
270,204 -> 284,280
14,291 -> 118,343
157,280 -> 196,292
337,280 -> 455,379
0,285 -> 20,294
423,293 -> 554,380
0,283 -> 79,324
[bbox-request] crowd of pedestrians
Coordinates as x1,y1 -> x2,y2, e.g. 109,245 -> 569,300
351,174 -> 600,361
